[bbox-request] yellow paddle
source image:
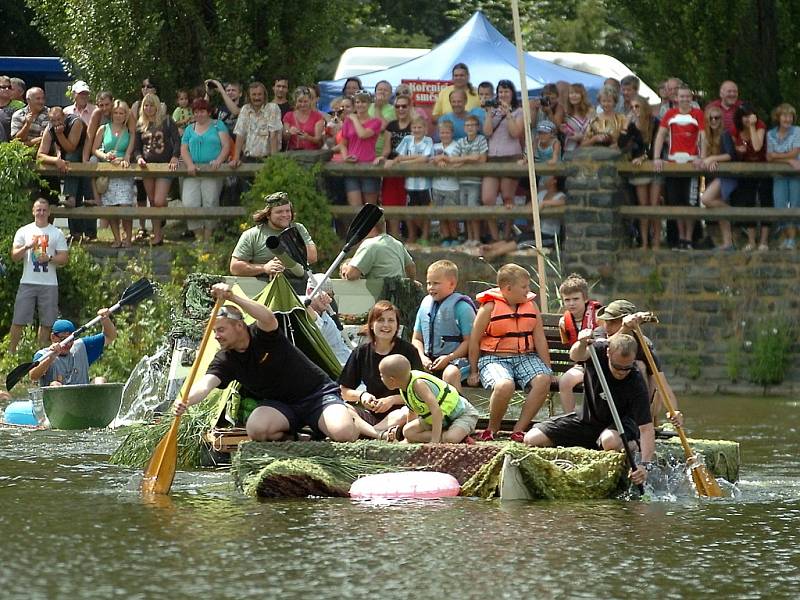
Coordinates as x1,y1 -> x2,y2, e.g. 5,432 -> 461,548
633,325 -> 723,497
141,296 -> 224,495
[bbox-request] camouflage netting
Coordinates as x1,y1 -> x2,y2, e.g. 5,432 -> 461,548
657,437 -> 740,483
231,437 -> 740,500
231,440 -> 628,500
170,273 -> 225,341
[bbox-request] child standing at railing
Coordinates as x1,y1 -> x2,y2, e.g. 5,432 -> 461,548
390,116 -> 434,245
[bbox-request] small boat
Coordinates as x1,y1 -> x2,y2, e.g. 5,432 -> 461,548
1,383 -> 123,430
42,383 -> 124,429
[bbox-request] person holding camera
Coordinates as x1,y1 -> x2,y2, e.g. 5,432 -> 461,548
283,86 -> 325,151
481,79 -> 525,242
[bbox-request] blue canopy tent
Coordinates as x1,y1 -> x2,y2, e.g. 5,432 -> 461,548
318,11 -> 605,111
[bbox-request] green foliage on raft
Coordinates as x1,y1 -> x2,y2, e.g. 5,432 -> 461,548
109,389 -> 225,469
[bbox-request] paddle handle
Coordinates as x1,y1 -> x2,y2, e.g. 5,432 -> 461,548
633,326 -> 697,461
588,344 -> 644,494
179,297 -> 224,406
304,249 -> 346,306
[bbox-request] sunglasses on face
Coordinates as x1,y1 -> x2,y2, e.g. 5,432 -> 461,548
395,104 -> 409,109
610,361 -> 635,372
709,116 -> 722,121
0,85 -> 12,90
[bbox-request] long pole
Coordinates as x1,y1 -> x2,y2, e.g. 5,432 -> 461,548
510,0 -> 548,312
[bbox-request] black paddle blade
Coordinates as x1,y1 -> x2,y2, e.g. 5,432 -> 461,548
279,226 -> 309,270
5,360 -> 36,391
343,204 -> 384,252
119,278 -> 155,307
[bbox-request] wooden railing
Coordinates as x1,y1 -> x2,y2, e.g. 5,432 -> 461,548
39,152 -> 800,223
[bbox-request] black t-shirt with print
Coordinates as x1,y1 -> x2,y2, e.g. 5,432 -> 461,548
385,120 -> 412,159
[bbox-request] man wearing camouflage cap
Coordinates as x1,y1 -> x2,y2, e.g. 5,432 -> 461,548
595,299 -> 682,427
230,191 -> 317,293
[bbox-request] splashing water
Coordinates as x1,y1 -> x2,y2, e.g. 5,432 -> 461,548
111,343 -> 172,427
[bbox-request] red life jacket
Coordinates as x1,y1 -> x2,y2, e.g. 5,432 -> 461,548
560,300 -> 602,346
477,288 -> 539,353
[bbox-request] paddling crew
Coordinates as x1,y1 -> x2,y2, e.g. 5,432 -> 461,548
524,332 -> 655,487
29,311 -> 117,387
175,284 -> 358,443
230,192 -> 317,295
594,300 -> 683,427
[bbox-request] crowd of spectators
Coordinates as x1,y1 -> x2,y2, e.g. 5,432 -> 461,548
0,65 -> 797,252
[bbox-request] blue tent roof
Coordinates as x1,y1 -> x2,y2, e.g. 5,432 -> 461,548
318,11 -> 605,111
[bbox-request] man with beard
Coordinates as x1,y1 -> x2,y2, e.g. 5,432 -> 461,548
230,81 -> 282,166
229,191 -> 317,294
175,283 -> 357,443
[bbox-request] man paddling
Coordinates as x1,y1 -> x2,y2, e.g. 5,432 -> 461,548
175,283 -> 358,442
29,310 -> 117,387
524,332 -> 655,486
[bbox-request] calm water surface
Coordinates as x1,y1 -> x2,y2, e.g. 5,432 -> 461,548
1,395 -> 798,599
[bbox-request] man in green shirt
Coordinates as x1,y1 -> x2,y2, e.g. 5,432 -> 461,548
341,217 -> 416,280
230,191 -> 317,293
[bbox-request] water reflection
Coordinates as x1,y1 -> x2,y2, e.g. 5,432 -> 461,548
1,395 -> 799,599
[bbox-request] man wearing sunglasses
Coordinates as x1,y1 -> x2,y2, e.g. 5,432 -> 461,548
524,329 -> 655,487
175,283 -> 358,443
594,300 -> 682,428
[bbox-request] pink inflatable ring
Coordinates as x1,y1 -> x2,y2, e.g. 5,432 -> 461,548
349,471 -> 461,500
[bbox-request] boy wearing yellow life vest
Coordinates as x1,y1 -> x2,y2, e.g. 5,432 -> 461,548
379,354 -> 480,443
557,273 -> 602,412
467,264 -> 552,442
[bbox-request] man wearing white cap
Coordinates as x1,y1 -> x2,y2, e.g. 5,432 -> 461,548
64,81 -> 95,125
28,309 -> 117,387
303,274 -> 352,366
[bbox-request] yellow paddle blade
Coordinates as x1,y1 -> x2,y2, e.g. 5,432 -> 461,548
689,460 -> 725,497
141,416 -> 182,495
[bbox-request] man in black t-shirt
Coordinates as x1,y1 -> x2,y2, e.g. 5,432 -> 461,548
524,333 -> 655,487
175,283 -> 357,442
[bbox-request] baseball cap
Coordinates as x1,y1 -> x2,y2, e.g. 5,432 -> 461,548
597,300 -> 637,321
51,319 -> 76,335
71,81 -> 91,95
536,120 -> 556,134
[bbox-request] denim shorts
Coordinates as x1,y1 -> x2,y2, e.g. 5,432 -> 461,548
344,177 -> 380,194
478,353 -> 552,391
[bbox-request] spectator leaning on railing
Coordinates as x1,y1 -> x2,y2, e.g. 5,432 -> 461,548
767,103 -> 800,250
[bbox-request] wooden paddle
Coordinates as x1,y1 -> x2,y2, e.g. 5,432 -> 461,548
141,296 -> 224,495
633,325 -> 724,497
6,277 -> 155,391
305,203 -> 384,305
587,343 -> 644,495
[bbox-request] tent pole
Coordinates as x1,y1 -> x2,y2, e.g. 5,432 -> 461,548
510,0 -> 548,312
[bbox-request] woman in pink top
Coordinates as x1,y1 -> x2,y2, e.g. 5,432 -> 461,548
283,86 -> 324,150
340,91 -> 383,205
481,79 -> 525,241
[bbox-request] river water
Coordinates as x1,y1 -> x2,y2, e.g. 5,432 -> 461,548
1,394 -> 798,599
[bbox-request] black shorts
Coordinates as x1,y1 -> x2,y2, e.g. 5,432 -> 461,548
407,189 -> 431,206
534,413 -> 639,449
665,177 -> 692,206
257,382 -> 344,436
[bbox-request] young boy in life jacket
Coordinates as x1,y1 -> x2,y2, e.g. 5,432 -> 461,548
467,264 -> 552,442
379,354 -> 480,443
412,260 -> 476,393
557,273 -> 602,412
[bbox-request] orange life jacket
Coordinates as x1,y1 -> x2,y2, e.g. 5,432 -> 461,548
477,288 -> 539,353
560,300 -> 603,346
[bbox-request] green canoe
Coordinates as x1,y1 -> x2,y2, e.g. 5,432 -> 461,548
41,383 -> 124,430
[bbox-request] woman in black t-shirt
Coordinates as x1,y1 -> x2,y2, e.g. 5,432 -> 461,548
339,300 -> 422,439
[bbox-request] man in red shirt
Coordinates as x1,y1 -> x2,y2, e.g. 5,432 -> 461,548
653,85 -> 705,250
707,80 -> 742,136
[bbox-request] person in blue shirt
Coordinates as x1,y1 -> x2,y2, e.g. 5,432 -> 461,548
29,311 -> 117,387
